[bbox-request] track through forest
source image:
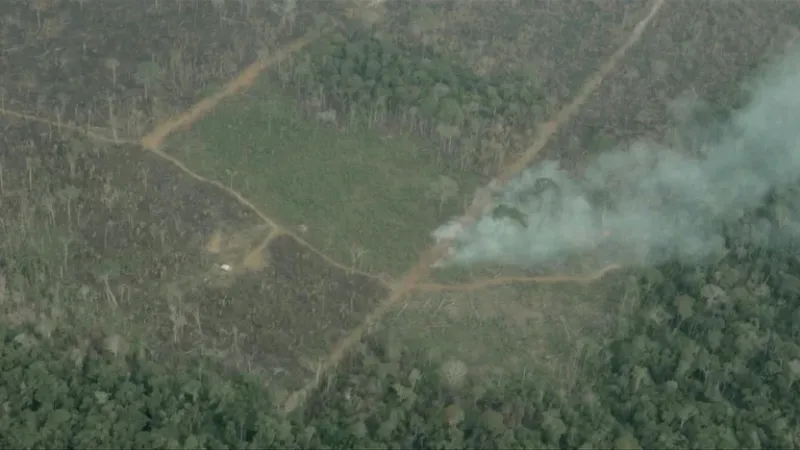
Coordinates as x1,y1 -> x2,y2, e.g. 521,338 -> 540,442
0,0 -> 665,415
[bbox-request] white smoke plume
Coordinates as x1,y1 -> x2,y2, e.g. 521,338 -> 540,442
434,49 -> 800,269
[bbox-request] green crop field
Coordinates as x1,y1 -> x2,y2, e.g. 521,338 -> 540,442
164,74 -> 483,276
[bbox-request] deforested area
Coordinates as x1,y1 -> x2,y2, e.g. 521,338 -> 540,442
1,0 -> 800,448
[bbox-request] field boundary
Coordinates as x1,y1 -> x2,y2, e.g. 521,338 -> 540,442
415,264 -> 622,293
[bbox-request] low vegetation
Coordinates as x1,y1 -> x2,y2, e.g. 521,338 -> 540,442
165,74 -> 483,275
2,0 -> 800,449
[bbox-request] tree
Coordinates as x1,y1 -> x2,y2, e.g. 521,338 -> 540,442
211,0 -> 226,21
437,97 -> 464,126
426,175 -> 459,213
435,123 -> 461,152
56,185 -> 80,229
410,6 -> 438,53
134,61 -> 163,101
104,58 -> 120,88
92,260 -> 121,309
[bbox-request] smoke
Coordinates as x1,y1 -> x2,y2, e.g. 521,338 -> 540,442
435,49 -> 800,269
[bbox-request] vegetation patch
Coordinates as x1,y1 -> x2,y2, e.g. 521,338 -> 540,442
0,116 -> 388,401
384,280 -> 618,389
164,76 -> 483,275
174,234 -> 387,395
280,25 -> 543,174
0,322 -> 297,449
0,1 -> 275,141
0,119 -> 267,365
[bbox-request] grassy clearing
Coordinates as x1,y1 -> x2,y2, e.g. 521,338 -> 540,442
163,75 -> 484,276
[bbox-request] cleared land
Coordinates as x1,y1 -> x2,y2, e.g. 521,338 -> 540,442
0,0 -> 655,408
162,75 -> 483,276
4,0 -> 798,427
385,276 -> 625,389
0,0 -> 399,397
4,2 -> 800,448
